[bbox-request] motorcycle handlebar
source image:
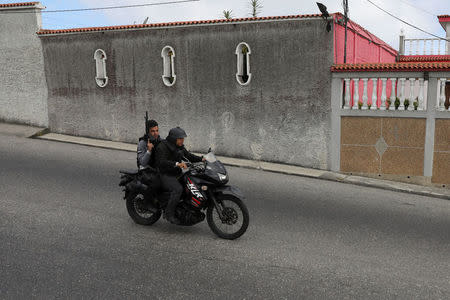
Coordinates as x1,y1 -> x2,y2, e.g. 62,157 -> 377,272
181,161 -> 205,173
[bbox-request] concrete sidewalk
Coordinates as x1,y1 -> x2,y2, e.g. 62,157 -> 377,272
0,122 -> 47,138
1,122 -> 449,200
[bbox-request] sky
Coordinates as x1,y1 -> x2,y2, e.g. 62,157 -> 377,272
0,0 -> 447,50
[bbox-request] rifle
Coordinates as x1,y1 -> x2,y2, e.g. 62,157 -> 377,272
144,111 -> 149,142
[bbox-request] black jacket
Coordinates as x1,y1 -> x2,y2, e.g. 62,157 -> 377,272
155,139 -> 202,176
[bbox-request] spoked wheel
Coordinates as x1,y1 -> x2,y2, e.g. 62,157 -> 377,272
126,193 -> 161,225
207,194 -> 249,240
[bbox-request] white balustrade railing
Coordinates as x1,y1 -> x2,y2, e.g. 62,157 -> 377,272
438,78 -> 449,111
403,38 -> 447,55
341,76 -> 434,111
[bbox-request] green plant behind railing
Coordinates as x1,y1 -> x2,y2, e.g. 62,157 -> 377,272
395,97 -> 400,110
413,97 -> 419,110
404,98 -> 410,110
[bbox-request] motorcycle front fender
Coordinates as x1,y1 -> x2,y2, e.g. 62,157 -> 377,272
213,185 -> 245,200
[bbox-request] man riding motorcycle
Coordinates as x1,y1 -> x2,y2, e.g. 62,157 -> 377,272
137,119 -> 161,169
137,119 -> 161,209
155,127 -> 203,224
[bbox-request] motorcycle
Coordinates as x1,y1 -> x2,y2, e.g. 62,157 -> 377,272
119,152 -> 249,240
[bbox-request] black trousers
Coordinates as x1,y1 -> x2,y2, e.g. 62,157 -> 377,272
141,170 -> 161,199
160,174 -> 183,212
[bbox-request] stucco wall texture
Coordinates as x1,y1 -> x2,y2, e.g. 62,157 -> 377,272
0,6 -> 48,127
40,19 -> 334,169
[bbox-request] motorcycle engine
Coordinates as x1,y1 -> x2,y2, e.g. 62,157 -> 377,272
176,203 -> 205,226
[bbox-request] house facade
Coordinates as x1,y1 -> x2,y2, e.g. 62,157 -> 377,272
0,2 -> 448,185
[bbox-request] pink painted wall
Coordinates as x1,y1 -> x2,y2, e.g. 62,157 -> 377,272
333,15 -> 399,107
333,16 -> 397,64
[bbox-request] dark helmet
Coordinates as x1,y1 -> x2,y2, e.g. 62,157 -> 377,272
167,127 -> 187,146
168,127 -> 187,139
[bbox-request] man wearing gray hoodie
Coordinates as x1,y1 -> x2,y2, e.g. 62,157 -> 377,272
137,119 -> 161,208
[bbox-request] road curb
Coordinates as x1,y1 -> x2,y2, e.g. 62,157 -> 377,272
1,123 -> 446,201
35,132 -> 136,152
0,122 -> 47,138
29,128 -> 50,138
338,176 -> 450,201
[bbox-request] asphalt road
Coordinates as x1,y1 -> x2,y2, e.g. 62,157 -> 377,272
0,133 -> 449,299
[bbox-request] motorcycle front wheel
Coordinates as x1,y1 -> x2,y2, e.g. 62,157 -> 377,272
126,193 -> 161,225
207,194 -> 249,240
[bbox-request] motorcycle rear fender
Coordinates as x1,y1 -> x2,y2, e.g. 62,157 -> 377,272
213,185 -> 245,200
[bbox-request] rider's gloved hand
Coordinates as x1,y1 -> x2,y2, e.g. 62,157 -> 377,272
176,162 -> 188,169
147,140 -> 154,152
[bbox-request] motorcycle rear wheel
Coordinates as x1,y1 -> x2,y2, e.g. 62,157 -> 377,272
207,194 -> 249,240
126,193 -> 161,225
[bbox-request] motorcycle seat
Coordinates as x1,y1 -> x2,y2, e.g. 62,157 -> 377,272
119,169 -> 139,175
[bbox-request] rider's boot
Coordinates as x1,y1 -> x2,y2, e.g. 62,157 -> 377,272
164,198 -> 181,225
143,191 -> 158,213
144,198 -> 158,213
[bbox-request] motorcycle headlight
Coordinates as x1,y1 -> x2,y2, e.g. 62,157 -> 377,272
218,173 -> 228,182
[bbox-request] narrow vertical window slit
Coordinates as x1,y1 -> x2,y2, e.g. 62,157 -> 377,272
94,49 -> 108,87
236,42 -> 251,85
161,46 -> 176,86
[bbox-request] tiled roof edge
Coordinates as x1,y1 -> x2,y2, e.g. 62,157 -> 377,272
0,2 -> 40,8
37,13 -> 324,35
398,55 -> 450,62
331,62 -> 450,72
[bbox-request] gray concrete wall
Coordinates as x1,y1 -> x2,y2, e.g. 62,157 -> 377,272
0,4 -> 48,127
40,19 -> 334,169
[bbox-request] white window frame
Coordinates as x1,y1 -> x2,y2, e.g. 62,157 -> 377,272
235,42 -> 252,86
94,49 -> 108,88
161,46 -> 176,87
